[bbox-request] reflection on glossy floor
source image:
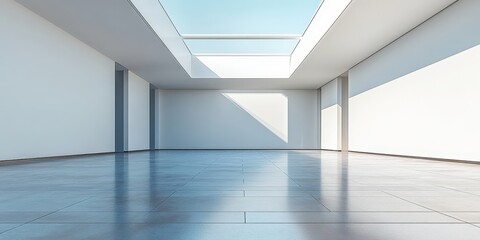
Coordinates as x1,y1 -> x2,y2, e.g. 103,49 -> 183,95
1,150 -> 480,239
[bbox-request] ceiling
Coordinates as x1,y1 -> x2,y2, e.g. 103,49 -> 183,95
16,0 -> 457,89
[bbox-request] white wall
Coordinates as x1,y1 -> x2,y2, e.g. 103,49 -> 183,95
320,79 -> 341,150
349,0 -> 480,161
158,90 -> 319,149
155,89 -> 163,149
0,0 -> 115,160
127,72 -> 150,151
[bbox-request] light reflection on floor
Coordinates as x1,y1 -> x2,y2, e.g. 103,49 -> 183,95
0,150 -> 479,239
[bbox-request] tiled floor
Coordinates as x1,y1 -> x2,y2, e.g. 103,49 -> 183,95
0,150 -> 480,239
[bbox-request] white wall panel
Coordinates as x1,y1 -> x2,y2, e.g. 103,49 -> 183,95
0,0 -> 115,160
320,79 -> 341,150
158,90 -> 319,149
127,72 -> 150,151
349,0 -> 480,161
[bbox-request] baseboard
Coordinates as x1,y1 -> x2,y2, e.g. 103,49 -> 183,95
3,149 -> 476,166
0,151 -> 114,165
0,149 -> 152,164
154,148 -> 322,151
319,149 -> 342,152
349,150 -> 480,165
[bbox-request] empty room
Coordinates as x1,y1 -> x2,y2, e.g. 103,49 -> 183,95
1,0 -> 480,239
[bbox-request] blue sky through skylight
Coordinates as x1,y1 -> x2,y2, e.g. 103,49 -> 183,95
159,0 -> 324,55
160,0 -> 323,35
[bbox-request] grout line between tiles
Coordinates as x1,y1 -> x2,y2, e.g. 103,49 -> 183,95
382,191 -> 478,227
0,195 -> 95,235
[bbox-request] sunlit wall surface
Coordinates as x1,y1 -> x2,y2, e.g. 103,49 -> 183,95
321,79 -> 341,150
349,0 -> 480,161
157,90 -> 319,149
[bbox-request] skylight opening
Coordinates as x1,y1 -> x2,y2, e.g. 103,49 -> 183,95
130,0 -> 350,78
158,0 -> 324,56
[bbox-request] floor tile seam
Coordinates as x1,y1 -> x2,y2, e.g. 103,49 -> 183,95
437,212 -> 480,227
17,222 -> 250,225
0,224 -> 23,236
243,210 -> 467,213
179,164 -> 211,189
241,160 -> 245,187
149,209 -> 331,212
243,212 -> 465,224
382,191 -> 474,225
152,190 -> 179,210
33,210 -> 251,213
310,195 -> 333,212
130,210 -> 453,213
0,195 -> 95,235
407,168 -> 480,183
243,221 -> 465,224
385,187 -> 480,200
438,185 -> 480,197
266,160 -> 310,194
8,222 -> 472,225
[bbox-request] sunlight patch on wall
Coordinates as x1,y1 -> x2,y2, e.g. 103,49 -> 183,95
223,93 -> 288,142
349,44 -> 480,161
321,104 -> 341,150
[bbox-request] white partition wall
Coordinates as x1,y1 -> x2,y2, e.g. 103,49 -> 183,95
155,90 -> 163,150
320,77 -> 348,151
0,0 -> 115,160
349,0 -> 480,161
158,90 -> 319,149
320,79 -> 341,150
127,72 -> 150,151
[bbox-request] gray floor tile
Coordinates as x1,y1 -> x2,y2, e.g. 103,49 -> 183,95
60,197 -> 166,212
246,212 -> 460,223
245,190 -> 313,197
316,196 -> 430,211
385,190 -> 477,197
2,150 -> 480,239
0,224 -> 20,234
0,212 -> 50,223
0,224 -> 125,240
171,190 -> 244,197
310,191 -> 390,197
137,212 -> 244,223
33,211 -> 146,224
156,196 -> 328,211
34,211 -> 244,224
0,197 -> 90,212
4,223 -> 478,240
400,197 -> 480,211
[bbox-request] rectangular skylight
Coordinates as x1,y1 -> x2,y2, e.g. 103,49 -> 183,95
159,0 -> 323,35
131,0 -> 348,78
184,39 -> 299,55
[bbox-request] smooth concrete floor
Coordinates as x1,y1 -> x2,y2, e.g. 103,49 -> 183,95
1,150 -> 480,239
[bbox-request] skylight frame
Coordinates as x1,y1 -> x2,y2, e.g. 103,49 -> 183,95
183,38 -> 301,56
129,0 -> 351,78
